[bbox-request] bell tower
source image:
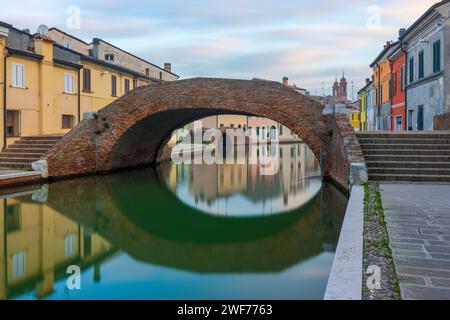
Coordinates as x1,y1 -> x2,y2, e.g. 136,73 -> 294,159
333,77 -> 339,97
339,71 -> 347,102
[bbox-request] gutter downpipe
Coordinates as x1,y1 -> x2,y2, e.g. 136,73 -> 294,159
376,63 -> 381,131
3,54 -> 8,150
77,67 -> 81,123
402,44 -> 408,131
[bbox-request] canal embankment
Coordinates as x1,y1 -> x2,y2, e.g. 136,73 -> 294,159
0,170 -> 42,189
324,184 -> 364,300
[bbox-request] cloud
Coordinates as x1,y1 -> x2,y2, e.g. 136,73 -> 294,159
1,0 -> 441,95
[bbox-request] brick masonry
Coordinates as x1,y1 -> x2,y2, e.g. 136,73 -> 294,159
43,77 -> 363,190
434,113 -> 450,130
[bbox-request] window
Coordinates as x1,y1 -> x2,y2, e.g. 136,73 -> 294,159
111,75 -> 117,96
124,79 -> 130,93
145,68 -> 150,77
219,124 -> 224,128
83,68 -> 92,92
105,54 -> 115,62
65,234 -> 76,257
159,72 -> 163,80
11,63 -> 25,88
6,110 -> 20,137
133,78 -> 138,89
6,204 -> 21,233
256,127 -> 260,136
409,57 -> 414,83
63,40 -> 72,49
12,251 -> 26,279
64,73 -> 75,94
433,40 -> 441,73
418,50 -> 424,79
88,49 -> 95,57
62,115 -> 75,129
391,73 -> 396,97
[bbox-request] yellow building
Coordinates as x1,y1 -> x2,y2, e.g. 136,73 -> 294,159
0,21 -> 179,151
358,90 -> 367,131
350,111 -> 360,131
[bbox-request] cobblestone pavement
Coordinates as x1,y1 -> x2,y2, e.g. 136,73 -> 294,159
380,183 -> 450,300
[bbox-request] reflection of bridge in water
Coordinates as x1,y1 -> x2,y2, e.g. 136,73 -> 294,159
0,168 -> 347,299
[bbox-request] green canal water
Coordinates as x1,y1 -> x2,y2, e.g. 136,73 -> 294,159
1,143 -> 348,300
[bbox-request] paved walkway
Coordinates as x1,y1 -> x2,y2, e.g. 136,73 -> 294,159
380,183 -> 450,300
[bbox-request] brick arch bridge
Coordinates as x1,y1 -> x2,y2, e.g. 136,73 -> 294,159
42,78 -> 365,190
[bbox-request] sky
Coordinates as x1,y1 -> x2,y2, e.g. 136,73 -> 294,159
0,0 -> 440,98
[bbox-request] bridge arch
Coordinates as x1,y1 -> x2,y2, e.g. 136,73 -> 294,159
43,78 -> 364,190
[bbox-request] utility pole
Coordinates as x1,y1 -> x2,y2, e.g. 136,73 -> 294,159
351,81 -> 355,101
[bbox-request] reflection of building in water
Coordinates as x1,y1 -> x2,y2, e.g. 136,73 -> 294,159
0,197 -> 114,300
162,143 -> 321,215
247,144 -> 320,206
178,116 -> 300,145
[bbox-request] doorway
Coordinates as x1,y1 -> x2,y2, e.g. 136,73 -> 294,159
417,106 -> 424,131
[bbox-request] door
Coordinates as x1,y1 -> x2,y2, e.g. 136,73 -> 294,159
395,116 -> 403,131
417,106 -> 424,131
408,110 -> 413,131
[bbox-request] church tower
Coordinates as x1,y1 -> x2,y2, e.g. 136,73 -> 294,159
339,72 -> 347,102
333,77 -> 340,97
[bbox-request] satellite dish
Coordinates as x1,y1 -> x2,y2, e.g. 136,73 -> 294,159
37,25 -> 49,36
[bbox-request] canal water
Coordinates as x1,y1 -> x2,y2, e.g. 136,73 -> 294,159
0,143 -> 348,300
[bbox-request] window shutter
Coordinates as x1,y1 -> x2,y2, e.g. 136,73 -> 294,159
111,75 -> 117,96
19,64 -> 24,87
11,63 -> 17,87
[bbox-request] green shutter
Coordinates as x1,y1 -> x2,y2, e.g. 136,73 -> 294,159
419,51 -> 424,79
409,57 -> 414,83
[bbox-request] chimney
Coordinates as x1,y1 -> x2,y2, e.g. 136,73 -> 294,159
164,63 -> 172,73
366,78 -> 370,84
384,41 -> 392,48
22,29 -> 30,34
282,77 -> 289,86
399,28 -> 406,39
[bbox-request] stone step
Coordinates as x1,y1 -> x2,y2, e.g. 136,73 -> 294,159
3,148 -> 49,154
365,155 -> 450,162
370,174 -> 450,183
0,162 -> 32,169
357,133 -> 450,139
0,157 -> 35,163
367,161 -> 450,169
11,140 -> 61,145
8,143 -> 54,149
0,153 -> 44,159
360,144 -> 450,150
363,149 -> 450,156
358,138 -> 450,145
20,136 -> 63,142
369,167 -> 450,176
